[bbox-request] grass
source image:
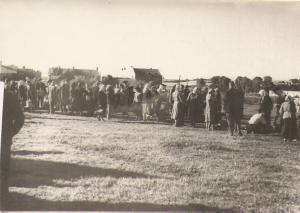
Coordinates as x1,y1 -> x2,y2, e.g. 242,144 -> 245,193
6,103 -> 300,212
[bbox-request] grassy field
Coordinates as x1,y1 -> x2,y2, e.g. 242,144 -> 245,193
6,103 -> 300,212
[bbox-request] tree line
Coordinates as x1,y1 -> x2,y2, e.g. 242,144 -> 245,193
197,76 -> 275,93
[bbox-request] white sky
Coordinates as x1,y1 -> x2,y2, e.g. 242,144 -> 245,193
0,0 -> 300,80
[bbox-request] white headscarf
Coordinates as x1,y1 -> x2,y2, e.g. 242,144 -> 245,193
143,83 -> 150,93
192,87 -> 198,94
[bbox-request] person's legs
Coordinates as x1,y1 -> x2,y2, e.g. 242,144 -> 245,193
1,139 -> 12,210
226,114 -> 234,136
290,117 -> 298,140
175,119 -> 180,127
106,104 -> 111,120
265,112 -> 271,126
246,124 -> 254,134
142,104 -> 146,121
282,118 -> 290,140
49,100 -> 53,114
191,111 -> 196,127
236,118 -> 242,136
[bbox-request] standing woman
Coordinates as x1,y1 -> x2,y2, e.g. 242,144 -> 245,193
142,83 -> 152,121
214,88 -> 222,126
60,80 -> 70,113
70,82 -> 76,114
37,82 -> 46,109
114,84 -> 121,108
84,83 -> 93,115
74,82 -> 85,116
280,96 -> 298,142
98,84 -> 107,115
205,88 -> 215,130
171,85 -> 183,127
48,81 -> 56,114
169,84 -> 176,115
18,80 -> 27,107
187,87 -> 199,127
133,86 -> 143,120
106,85 -> 114,120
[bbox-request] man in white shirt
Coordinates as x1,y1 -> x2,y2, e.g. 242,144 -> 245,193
247,110 -> 267,134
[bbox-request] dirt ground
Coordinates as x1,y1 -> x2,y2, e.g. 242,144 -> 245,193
6,106 -> 300,212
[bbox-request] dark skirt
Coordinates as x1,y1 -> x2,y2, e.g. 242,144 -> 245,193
282,117 -> 298,140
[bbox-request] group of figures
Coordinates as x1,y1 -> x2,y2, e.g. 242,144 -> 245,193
3,78 -> 300,140
248,88 -> 300,142
1,77 -> 300,210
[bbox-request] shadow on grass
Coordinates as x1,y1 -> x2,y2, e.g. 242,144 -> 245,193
115,120 -> 173,126
10,158 -> 159,188
12,150 -> 64,156
7,192 -> 235,211
26,115 -> 92,122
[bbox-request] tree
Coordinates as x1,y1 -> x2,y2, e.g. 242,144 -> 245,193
103,75 -> 118,86
211,76 -> 220,88
196,78 -> 206,87
252,76 -> 263,92
235,76 -> 252,93
263,76 -> 273,89
210,76 -> 231,92
289,79 -> 300,84
219,76 -> 231,92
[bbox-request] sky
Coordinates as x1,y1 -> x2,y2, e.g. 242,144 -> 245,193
0,0 -> 300,80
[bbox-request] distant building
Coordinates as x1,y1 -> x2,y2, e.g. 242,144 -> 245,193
48,66 -> 100,84
163,78 -> 211,88
0,61 -> 41,80
17,66 -> 42,80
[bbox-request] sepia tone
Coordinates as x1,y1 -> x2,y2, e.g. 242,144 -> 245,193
0,0 -> 300,212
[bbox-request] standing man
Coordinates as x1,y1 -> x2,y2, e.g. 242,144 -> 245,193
106,85 -> 114,120
48,80 -> 56,114
223,81 -> 244,136
60,80 -> 70,113
92,81 -> 100,110
259,89 -> 273,128
1,85 -> 24,209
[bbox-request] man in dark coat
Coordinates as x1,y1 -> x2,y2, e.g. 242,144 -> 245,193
223,81 -> 244,136
1,86 -> 24,209
259,89 -> 273,127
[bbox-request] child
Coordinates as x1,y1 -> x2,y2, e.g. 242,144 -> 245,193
96,105 -> 105,121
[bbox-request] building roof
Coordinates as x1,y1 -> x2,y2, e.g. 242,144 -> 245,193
133,68 -> 161,76
0,65 -> 17,74
49,67 -> 99,75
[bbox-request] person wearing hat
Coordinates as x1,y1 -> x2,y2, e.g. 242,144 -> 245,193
187,86 -> 200,127
223,81 -> 244,136
279,95 -> 298,142
48,80 -> 56,114
259,88 -> 273,129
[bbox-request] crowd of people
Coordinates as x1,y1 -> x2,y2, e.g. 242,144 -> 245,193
1,76 -> 300,209
3,78 -> 300,141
